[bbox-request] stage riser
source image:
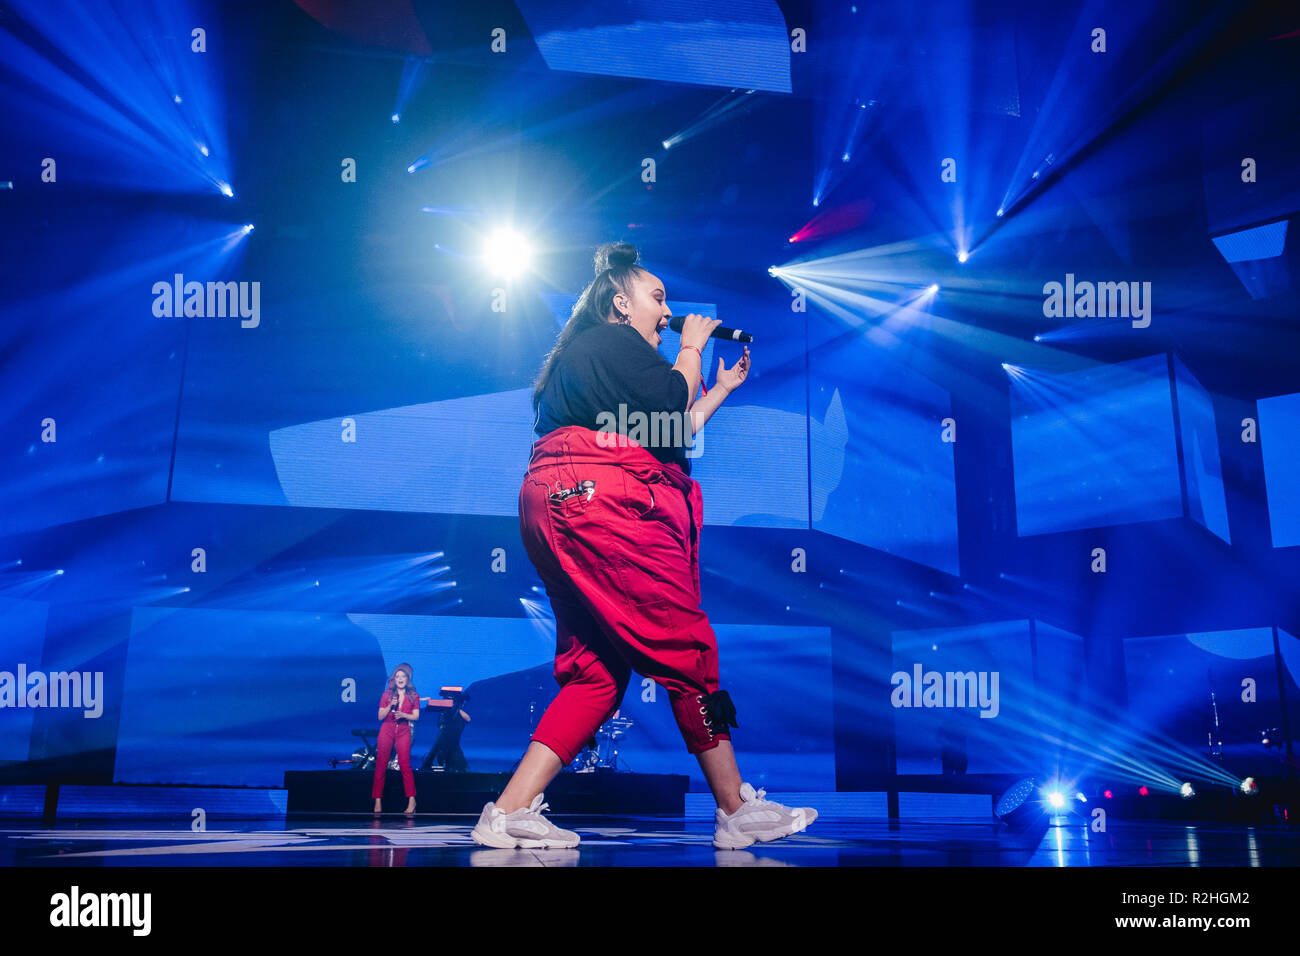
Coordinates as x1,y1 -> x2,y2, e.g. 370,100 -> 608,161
285,770 -> 689,815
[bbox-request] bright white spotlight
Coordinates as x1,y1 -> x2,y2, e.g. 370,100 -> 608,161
482,228 -> 532,278
1075,792 -> 1088,803
957,251 -> 968,263
926,283 -> 939,295
218,182 -> 234,198
391,113 -> 401,124
842,152 -> 850,162
1045,790 -> 1065,809
242,223 -> 255,234
173,94 -> 182,104
1179,782 -> 1195,800
767,266 -> 778,276
662,139 -> 671,149
996,207 -> 1005,217
1240,777 -> 1258,796
812,197 -> 820,207
1033,334 -> 1042,342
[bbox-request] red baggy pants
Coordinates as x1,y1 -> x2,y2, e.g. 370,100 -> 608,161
371,722 -> 416,798
519,425 -> 729,765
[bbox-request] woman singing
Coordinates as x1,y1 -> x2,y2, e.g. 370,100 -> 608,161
372,663 -> 419,815
471,242 -> 817,849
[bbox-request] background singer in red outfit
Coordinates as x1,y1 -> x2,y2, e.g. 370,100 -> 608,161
371,663 -> 419,815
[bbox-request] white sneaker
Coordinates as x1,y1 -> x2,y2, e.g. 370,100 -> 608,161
714,782 -> 817,849
470,793 -> 581,849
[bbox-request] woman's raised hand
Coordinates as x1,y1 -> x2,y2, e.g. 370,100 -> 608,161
679,313 -> 721,353
715,345 -> 751,393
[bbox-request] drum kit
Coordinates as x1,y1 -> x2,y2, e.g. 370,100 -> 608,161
340,728 -> 404,771
567,714 -> 636,772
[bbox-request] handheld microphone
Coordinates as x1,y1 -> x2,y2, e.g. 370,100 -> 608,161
668,315 -> 753,344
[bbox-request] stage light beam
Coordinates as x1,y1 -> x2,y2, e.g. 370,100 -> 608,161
482,228 -> 533,279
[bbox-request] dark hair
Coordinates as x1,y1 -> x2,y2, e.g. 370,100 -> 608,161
531,241 -> 644,415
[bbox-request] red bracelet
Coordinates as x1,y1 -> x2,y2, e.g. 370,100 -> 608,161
679,345 -> 707,396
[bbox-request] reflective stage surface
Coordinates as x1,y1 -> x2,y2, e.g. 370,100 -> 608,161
3,814 -> 1296,867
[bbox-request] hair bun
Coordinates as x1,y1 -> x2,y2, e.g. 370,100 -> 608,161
593,241 -> 638,276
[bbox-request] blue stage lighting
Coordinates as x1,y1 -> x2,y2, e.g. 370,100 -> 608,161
217,182 -> 234,198
242,224 -> 254,234
995,777 -> 1045,830
1240,778 -> 1258,796
482,228 -> 532,278
842,152 -> 850,162
1045,789 -> 1065,809
391,113 -> 401,124
1180,782 -> 1195,799
662,139 -> 671,149
767,266 -> 777,276
197,142 -> 209,157
996,207 -> 1005,217
172,93 -> 182,104
957,251 -> 968,263
1210,220 -> 1287,263
1075,792 -> 1087,802
926,284 -> 939,295
516,2 -> 791,93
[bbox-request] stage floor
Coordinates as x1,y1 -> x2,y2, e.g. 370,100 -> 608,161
2,815 -> 1297,867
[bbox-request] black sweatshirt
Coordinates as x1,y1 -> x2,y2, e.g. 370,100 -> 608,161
534,322 -> 694,473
